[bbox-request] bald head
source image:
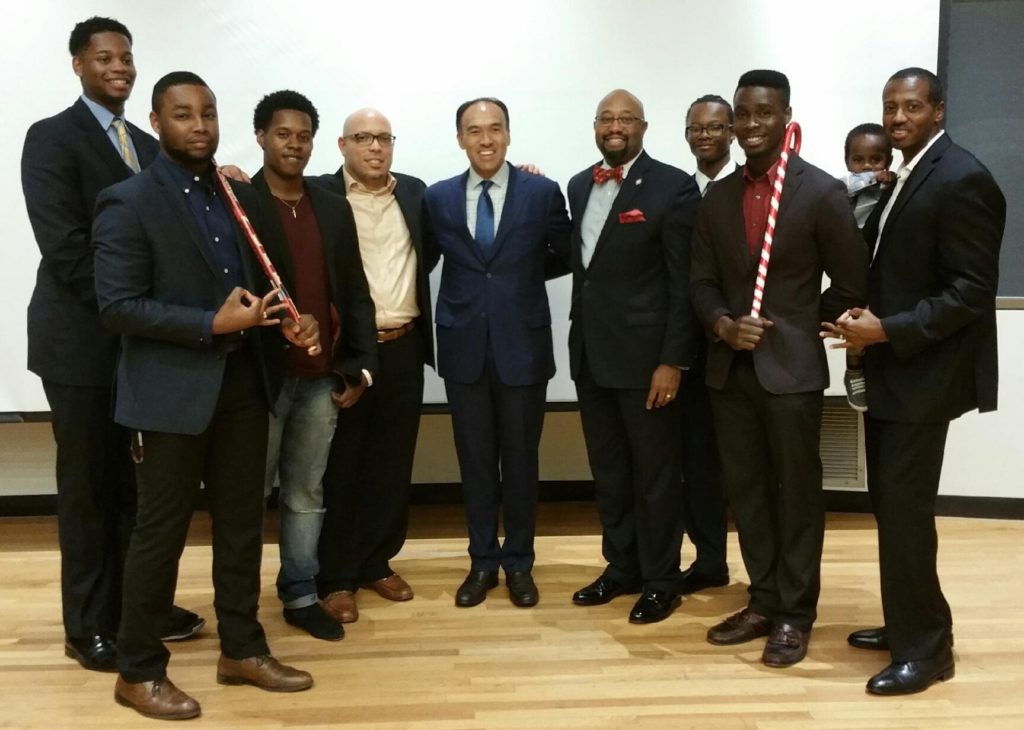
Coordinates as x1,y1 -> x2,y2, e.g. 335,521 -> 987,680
339,107 -> 394,191
593,88 -> 647,166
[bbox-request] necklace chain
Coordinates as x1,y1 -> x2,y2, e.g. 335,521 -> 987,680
273,192 -> 304,218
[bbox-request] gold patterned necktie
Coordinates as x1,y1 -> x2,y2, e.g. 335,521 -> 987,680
111,118 -> 140,173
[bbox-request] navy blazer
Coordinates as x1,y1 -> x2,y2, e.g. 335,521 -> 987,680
690,155 -> 868,394
22,98 -> 159,386
567,151 -> 701,389
93,156 -> 275,435
862,133 -> 1005,422
425,163 -> 571,386
252,170 -> 378,395
314,169 -> 439,368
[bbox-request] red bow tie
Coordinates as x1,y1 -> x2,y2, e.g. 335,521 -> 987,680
593,165 -> 624,184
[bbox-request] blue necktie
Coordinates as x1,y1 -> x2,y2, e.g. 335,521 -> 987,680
475,179 -> 495,251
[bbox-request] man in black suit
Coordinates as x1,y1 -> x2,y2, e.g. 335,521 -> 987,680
691,70 -> 867,667
426,98 -> 572,609
93,72 -> 317,720
20,16 -> 202,672
316,108 -> 439,624
567,89 -> 701,624
250,90 -> 377,641
823,67 -> 1004,695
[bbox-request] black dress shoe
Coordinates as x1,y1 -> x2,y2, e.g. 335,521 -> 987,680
506,572 -> 539,607
161,606 -> 205,642
678,567 -> 730,595
849,626 -> 955,652
867,648 -> 955,695
65,634 -> 117,672
628,590 -> 682,624
572,575 -> 642,606
455,571 -> 498,607
284,604 -> 344,641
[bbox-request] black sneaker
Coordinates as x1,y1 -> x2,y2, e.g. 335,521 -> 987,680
161,606 -> 205,642
284,604 -> 344,641
844,369 -> 868,412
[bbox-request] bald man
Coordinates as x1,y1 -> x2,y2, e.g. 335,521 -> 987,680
568,89 -> 701,624
315,109 -> 439,624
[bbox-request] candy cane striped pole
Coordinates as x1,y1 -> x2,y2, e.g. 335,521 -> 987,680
750,121 -> 802,318
213,167 -> 302,323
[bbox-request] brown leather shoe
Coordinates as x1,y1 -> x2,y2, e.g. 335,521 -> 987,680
216,654 -> 313,693
322,590 -> 358,623
762,623 -> 811,667
114,675 -> 200,720
362,573 -> 414,601
707,608 -> 772,645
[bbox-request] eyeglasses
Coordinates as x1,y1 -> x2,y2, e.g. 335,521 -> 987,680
595,115 -> 644,128
345,132 -> 396,147
684,123 -> 732,137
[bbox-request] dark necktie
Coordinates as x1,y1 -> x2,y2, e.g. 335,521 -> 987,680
703,179 -> 716,197
475,179 -> 495,250
593,165 -> 623,184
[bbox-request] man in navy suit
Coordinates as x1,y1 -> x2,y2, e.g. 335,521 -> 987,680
567,89 -> 702,624
824,68 -> 1004,695
93,72 -> 317,719
20,16 -> 203,673
424,97 -> 571,608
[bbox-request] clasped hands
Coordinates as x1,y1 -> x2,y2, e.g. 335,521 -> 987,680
819,307 -> 887,351
212,286 -> 321,355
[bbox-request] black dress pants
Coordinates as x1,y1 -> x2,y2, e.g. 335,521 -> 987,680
117,352 -> 270,682
708,357 -> 824,630
319,331 -> 426,593
42,381 -> 135,640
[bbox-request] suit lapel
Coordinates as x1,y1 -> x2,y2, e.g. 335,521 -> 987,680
882,133 -> 948,233
251,171 -> 297,292
150,160 -> 219,279
453,171 -> 485,265
72,99 -> 134,181
306,180 -> 338,299
488,163 -> 519,261
765,156 -> 806,267
589,151 -> 652,268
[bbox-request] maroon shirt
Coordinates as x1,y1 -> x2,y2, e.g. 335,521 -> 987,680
742,159 -> 781,255
272,194 -> 334,378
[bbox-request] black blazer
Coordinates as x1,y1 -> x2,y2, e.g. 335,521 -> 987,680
93,156 -> 276,435
690,155 -> 868,394
862,133 -> 1005,422
252,171 -> 378,395
314,169 -> 438,368
21,97 -> 159,386
567,151 -> 702,388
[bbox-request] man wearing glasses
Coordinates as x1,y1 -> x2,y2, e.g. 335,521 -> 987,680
686,95 -> 737,196
568,89 -> 702,624
316,109 -> 439,625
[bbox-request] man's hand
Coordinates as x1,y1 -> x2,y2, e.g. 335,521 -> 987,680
212,287 -> 282,334
219,164 -> 251,183
875,170 -> 897,187
281,313 -> 321,356
645,364 -> 683,410
820,307 -> 887,351
516,162 -> 545,177
716,314 -> 773,351
331,374 -> 368,409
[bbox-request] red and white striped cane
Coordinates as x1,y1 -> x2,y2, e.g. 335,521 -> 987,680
750,121 -> 801,318
213,168 -> 301,323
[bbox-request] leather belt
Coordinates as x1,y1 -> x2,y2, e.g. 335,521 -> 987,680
377,321 -> 415,343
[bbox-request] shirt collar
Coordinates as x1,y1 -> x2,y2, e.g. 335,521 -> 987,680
599,149 -> 644,180
695,159 -> 733,192
80,93 -> 118,130
159,153 -> 215,193
343,166 -> 397,195
743,157 -> 781,184
468,161 -> 511,191
899,129 -> 945,176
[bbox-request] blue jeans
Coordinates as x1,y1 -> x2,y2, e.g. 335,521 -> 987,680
265,376 -> 338,608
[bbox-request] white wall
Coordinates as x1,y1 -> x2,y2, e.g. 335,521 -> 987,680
3,0 -> 942,410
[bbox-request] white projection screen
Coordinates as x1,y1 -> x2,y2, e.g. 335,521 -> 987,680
3,0 -> 940,410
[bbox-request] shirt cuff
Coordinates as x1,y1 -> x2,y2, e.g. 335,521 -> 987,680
361,368 -> 374,388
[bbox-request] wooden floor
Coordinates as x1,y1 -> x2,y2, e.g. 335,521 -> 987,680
1,505 -> 1023,729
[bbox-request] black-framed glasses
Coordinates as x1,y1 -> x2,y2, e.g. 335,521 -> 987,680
595,114 -> 644,128
346,132 -> 396,147
685,123 -> 732,138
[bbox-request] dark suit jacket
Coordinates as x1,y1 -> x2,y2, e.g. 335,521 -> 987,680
862,133 -> 1005,422
22,97 -> 159,386
93,156 -> 276,435
252,171 -> 377,395
425,162 -> 571,386
690,155 -> 868,394
314,168 -> 439,369
567,151 -> 701,388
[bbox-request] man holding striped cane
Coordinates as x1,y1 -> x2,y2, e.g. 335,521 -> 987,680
690,70 -> 867,667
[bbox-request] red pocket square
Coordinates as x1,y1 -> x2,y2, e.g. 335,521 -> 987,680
619,209 -> 646,223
